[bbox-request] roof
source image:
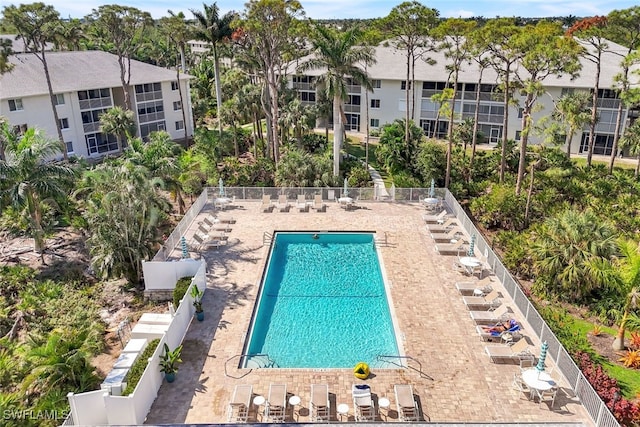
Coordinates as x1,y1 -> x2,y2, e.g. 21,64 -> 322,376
1,34 -> 55,54
1,50 -> 191,99
296,37 -> 631,90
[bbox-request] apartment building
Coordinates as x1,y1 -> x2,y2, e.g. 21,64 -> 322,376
0,49 -> 194,159
293,40 -> 631,156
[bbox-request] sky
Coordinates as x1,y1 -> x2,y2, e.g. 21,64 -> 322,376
19,0 -> 640,20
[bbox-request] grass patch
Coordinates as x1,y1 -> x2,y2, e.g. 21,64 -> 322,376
570,316 -> 618,337
602,361 -> 640,399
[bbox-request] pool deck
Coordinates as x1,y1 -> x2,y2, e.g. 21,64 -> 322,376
144,200 -> 592,426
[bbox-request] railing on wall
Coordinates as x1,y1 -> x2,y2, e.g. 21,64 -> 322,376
442,190 -> 619,427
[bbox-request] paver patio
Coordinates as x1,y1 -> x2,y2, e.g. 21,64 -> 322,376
144,200 -> 592,425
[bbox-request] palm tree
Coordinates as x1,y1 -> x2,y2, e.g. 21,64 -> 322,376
99,106 -> 136,153
612,239 -> 640,350
191,2 -> 236,137
0,129 -> 75,260
531,209 -> 618,302
619,119 -> 640,177
299,24 -> 375,176
552,91 -> 592,158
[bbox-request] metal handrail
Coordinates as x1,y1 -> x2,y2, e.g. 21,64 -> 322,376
376,354 -> 433,380
263,231 -> 273,245
225,353 -> 278,379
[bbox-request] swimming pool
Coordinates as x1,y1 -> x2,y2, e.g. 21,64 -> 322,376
243,232 -> 400,368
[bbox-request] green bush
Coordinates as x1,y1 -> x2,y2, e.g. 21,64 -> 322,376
469,184 -> 527,231
173,277 -> 192,308
122,338 -> 160,396
537,306 -> 596,358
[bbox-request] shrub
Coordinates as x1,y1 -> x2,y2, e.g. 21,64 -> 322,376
122,339 -> 160,396
469,184 -> 527,231
618,350 -> 640,369
537,306 -> 594,356
347,165 -> 372,188
576,351 -> 640,425
173,277 -> 192,308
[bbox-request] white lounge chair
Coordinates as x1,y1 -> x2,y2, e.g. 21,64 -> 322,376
394,384 -> 419,421
462,289 -> 501,310
310,384 -> 330,422
352,384 -> 376,421
430,227 -> 464,242
426,218 -> 459,233
276,195 -> 290,212
192,232 -> 226,250
227,384 -> 252,423
469,304 -> 510,325
312,194 -> 326,212
297,194 -> 309,212
435,238 -> 468,256
265,383 -> 287,422
422,209 -> 448,224
485,338 -> 531,363
260,195 -> 274,212
455,277 -> 494,295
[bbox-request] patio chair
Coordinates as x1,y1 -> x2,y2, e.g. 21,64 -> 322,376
422,209 -> 448,224
352,384 -> 376,422
192,232 -> 227,250
455,277 -> 494,295
260,195 -> 274,213
469,304 -> 510,325
297,194 -> 309,212
310,384 -> 330,422
430,227 -> 465,243
435,238 -> 468,256
227,384 -> 252,423
475,319 -> 521,342
462,290 -> 502,310
485,337 -> 531,363
265,383 -> 287,422
394,384 -> 419,422
313,194 -> 326,212
328,189 -> 337,202
276,195 -> 290,213
426,217 -> 459,233
534,384 -> 559,408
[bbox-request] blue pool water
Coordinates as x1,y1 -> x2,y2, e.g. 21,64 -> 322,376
244,232 -> 399,368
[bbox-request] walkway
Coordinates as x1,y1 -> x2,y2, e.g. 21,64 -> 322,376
144,200 -> 592,426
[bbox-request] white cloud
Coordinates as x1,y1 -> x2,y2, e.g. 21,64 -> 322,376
443,9 -> 475,18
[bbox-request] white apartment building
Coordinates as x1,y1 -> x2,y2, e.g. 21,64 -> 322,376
293,40 -> 632,156
0,49 -> 194,159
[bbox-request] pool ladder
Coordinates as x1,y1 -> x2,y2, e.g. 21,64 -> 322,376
263,231 -> 273,245
376,354 -> 433,380
225,353 -> 279,378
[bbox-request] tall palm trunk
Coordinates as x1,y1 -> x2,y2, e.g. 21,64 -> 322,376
41,49 -> 67,161
516,92 -> 535,195
445,70 -> 460,189
332,95 -> 343,176
499,68 -> 511,183
213,44 -> 224,138
586,54 -> 601,168
469,68 -> 484,175
565,127 -> 576,158
608,95 -> 625,174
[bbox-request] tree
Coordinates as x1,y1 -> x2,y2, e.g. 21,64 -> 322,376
433,18 -> 477,189
612,239 -> 640,350
513,21 -> 582,195
0,129 -> 75,259
531,209 -> 618,302
0,37 -> 14,75
619,119 -> 640,177
190,3 -> 236,137
55,18 -> 86,51
375,119 -> 423,175
234,0 -> 305,167
552,91 -> 592,158
87,5 -> 152,110
99,106 -> 136,153
466,29 -> 491,174
566,16 -> 609,168
475,18 -> 523,183
3,3 -> 68,160
160,11 -> 192,145
606,7 -> 640,173
381,1 -> 438,145
299,24 -> 375,176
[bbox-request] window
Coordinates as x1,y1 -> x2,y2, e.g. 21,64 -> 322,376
85,132 -> 118,155
66,141 -> 74,154
171,81 -> 179,91
465,83 -> 476,92
372,79 -> 381,89
515,131 -> 521,141
54,94 -> 65,105
175,120 -> 184,131
370,99 -> 380,109
8,99 -> 23,111
518,108 -> 523,119
58,118 -> 69,129
299,92 -> 316,102
346,95 -> 361,105
401,81 -> 412,90
370,118 -> 380,128
173,101 -> 181,111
